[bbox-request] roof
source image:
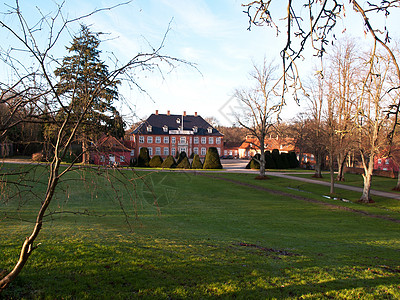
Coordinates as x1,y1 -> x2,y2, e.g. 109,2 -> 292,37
95,135 -> 132,152
239,136 -> 296,152
132,113 -> 223,136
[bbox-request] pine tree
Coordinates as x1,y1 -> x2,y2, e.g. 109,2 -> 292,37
54,25 -> 121,163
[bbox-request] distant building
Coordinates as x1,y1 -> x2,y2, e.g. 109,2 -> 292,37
90,135 -> 132,166
374,156 -> 399,172
127,110 -> 224,158
238,135 -> 296,159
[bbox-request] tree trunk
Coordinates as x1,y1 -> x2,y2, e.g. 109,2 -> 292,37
82,137 -> 89,164
393,169 -> 400,191
330,151 -> 335,194
0,157 -> 61,291
360,155 -> 374,203
336,152 -> 347,181
313,152 -> 323,178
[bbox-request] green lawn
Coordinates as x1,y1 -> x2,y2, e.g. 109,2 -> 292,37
1,165 -> 400,299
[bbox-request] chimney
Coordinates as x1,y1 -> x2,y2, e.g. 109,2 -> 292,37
195,112 -> 198,116
167,110 -> 170,116
155,110 -> 158,115
183,111 -> 187,117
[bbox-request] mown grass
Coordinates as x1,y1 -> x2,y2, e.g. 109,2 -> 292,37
1,164 -> 400,299
290,171 -> 399,192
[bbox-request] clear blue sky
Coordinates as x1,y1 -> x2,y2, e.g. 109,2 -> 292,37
1,1 -> 399,127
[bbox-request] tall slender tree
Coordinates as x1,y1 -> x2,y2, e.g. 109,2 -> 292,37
53,25 -> 120,163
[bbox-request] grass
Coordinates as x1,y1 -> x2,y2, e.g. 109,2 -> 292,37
1,164 -> 400,299
289,171 -> 400,193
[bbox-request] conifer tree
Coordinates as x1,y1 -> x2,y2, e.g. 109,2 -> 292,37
54,25 -> 121,163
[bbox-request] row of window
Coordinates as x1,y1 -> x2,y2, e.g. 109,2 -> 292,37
139,136 -> 221,145
100,154 -> 125,162
146,124 -> 213,133
140,147 -> 221,156
377,158 -> 390,165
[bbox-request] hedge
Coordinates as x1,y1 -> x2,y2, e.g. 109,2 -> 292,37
203,147 -> 222,169
149,155 -> 163,168
136,147 -> 150,167
191,154 -> 203,169
161,155 -> 177,168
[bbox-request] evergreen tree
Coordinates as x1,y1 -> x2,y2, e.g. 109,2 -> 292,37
54,25 -> 121,163
203,147 -> 222,169
149,155 -> 163,168
136,147 -> 150,167
191,154 -> 203,169
161,155 -> 177,168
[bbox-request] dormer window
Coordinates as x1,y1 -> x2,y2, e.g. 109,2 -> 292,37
207,127 -> 212,134
193,126 -> 198,133
163,125 -> 168,132
176,118 -> 181,124
147,125 -> 152,132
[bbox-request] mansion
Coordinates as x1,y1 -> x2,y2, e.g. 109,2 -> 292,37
127,110 -> 224,158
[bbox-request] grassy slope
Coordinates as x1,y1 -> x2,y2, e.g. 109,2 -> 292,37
1,166 -> 400,299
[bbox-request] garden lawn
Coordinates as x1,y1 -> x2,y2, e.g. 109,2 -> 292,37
1,165 -> 400,299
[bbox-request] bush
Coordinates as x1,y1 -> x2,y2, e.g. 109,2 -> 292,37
191,154 -> 203,169
203,147 -> 222,169
271,149 -> 285,169
136,147 -> 150,167
149,155 -> 163,168
265,151 -> 276,169
246,153 -> 260,169
176,152 -> 187,165
176,156 -> 191,169
281,153 -> 290,169
32,152 -> 43,162
288,151 -> 299,168
161,155 -> 177,168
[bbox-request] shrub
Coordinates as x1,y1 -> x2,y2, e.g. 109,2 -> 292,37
265,151 -> 276,169
136,147 -> 150,167
281,153 -> 290,169
32,152 -> 43,162
246,153 -> 260,169
149,155 -> 163,168
176,152 -> 187,165
271,149 -> 284,169
176,156 -> 191,169
161,155 -> 177,168
288,151 -> 299,168
191,154 -> 203,169
203,147 -> 222,169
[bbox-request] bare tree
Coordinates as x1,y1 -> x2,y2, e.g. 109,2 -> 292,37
326,39 -> 360,182
234,60 -> 281,177
356,50 -> 396,203
242,1 -> 400,104
0,1 -> 189,291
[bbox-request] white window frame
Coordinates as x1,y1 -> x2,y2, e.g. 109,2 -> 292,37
120,156 -> 125,162
194,137 -> 199,144
171,147 -> 176,156
163,147 -> 169,155
201,137 -> 206,144
148,147 -> 153,156
147,136 -> 153,143
216,137 -> 221,144
194,147 -> 199,155
207,127 -> 212,133
209,137 -> 214,144
147,125 -> 152,132
155,136 -> 161,143
171,137 -> 176,144
201,147 -> 206,156
139,136 -> 144,143
163,136 -> 169,144
180,137 -> 186,144
163,125 -> 168,132
155,147 -> 161,155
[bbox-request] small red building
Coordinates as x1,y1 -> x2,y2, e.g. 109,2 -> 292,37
374,156 -> 399,172
90,135 -> 132,166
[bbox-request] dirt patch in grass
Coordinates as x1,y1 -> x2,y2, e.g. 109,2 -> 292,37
200,173 -> 400,224
234,242 -> 299,258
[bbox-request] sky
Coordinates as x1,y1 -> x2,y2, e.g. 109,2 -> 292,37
1,0 -> 399,127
